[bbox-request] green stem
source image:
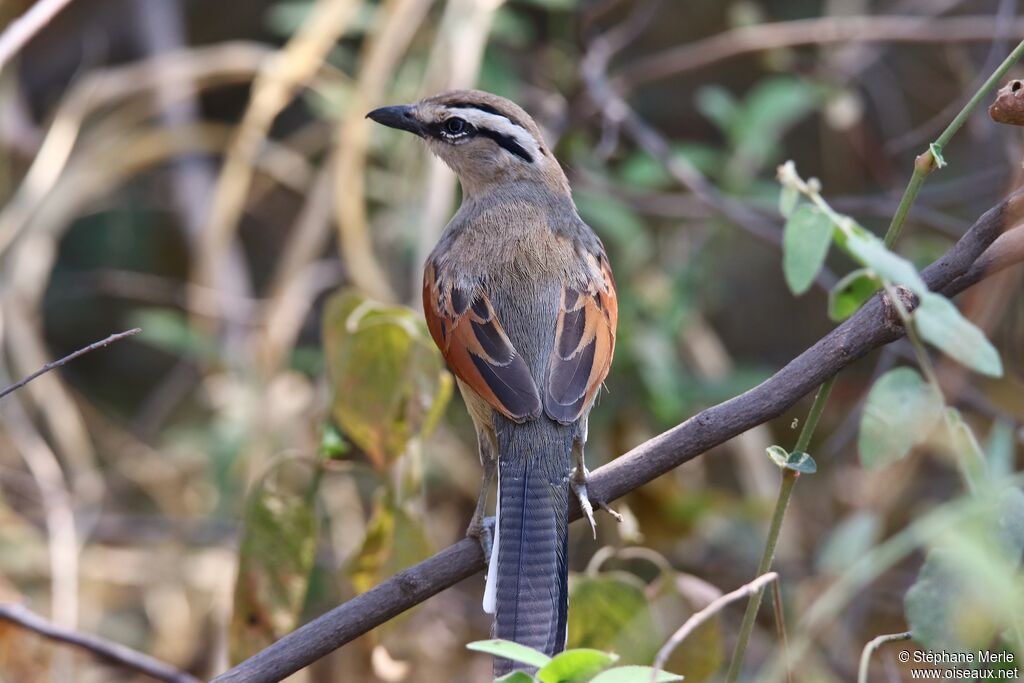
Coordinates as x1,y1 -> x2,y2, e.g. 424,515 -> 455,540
884,37 -> 1024,247
726,38 -> 1024,682
724,379 -> 834,683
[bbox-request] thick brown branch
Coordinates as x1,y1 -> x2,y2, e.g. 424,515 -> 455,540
0,603 -> 199,683
212,193 -> 1024,683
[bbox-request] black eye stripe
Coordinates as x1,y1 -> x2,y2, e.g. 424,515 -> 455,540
476,128 -> 534,163
425,118 -> 535,163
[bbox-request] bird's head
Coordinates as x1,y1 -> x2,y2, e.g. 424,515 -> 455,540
367,89 -> 568,196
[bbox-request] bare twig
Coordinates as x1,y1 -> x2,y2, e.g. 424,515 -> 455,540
212,191 -> 1024,683
579,11 -> 841,289
0,0 -> 76,73
858,631 -> 913,683
770,577 -> 793,683
0,603 -> 200,683
616,16 -> 1024,91
651,572 -> 779,680
196,0 -> 357,321
0,328 -> 140,400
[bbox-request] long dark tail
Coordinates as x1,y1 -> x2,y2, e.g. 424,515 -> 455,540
489,419 -> 573,676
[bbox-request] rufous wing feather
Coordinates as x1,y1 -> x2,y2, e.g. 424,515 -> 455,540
423,264 -> 542,422
545,253 -> 617,424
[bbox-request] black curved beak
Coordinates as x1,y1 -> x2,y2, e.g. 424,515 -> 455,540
366,105 -> 425,138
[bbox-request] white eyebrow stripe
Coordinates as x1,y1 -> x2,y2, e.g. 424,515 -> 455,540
445,107 -> 542,157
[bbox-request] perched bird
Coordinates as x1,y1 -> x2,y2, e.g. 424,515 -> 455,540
368,90 -> 618,674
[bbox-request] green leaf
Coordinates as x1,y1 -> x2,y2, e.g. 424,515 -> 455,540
905,491 -> 1024,655
589,666 -> 684,683
468,640 -> 552,669
778,185 -> 799,218
816,512 -> 881,574
828,268 -> 879,321
914,293 -> 1003,377
765,446 -> 817,474
130,308 -> 219,361
318,423 -> 348,459
495,673 -> 537,683
537,649 -> 618,682
730,77 -> 820,170
858,368 -> 944,469
322,290 -> 452,470
929,143 -> 947,169
782,205 -> 833,295
905,549 -> 980,654
985,420 -> 1016,481
229,459 -> 319,663
695,86 -> 738,132
839,226 -> 928,295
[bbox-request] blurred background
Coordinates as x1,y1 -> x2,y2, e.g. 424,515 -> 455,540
1,0 -> 1023,681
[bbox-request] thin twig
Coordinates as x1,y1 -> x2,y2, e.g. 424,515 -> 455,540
579,6 -> 840,291
0,0 -> 77,73
0,603 -> 200,683
770,575 -> 793,683
858,632 -> 913,683
616,15 -> 1024,91
0,328 -> 141,400
211,191 -> 1024,683
651,572 -> 779,680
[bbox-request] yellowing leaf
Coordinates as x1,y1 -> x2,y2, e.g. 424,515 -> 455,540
229,458 -> 319,663
322,290 -> 452,470
568,574 -> 658,662
347,492 -> 432,596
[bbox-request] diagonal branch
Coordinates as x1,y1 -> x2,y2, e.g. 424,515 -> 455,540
212,191 -> 1024,683
0,603 -> 199,683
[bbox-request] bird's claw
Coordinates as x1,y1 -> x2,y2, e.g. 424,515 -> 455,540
571,467 -> 622,539
467,515 -> 495,561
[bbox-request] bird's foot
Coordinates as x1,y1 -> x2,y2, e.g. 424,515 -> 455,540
467,515 -> 495,561
571,466 -> 623,539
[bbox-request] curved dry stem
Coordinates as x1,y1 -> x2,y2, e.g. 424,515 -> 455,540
331,0 -> 433,303
652,572 -> 779,680
858,631 -> 912,683
0,42 -> 284,256
194,0 -> 358,310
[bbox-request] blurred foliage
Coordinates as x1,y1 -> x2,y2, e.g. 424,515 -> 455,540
1,0 -> 1024,681
322,289 -> 451,471
230,458 -> 320,662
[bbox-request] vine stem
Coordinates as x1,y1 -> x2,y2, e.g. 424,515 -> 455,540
885,37 -> 1024,247
725,36 -> 1024,681
724,379 -> 833,683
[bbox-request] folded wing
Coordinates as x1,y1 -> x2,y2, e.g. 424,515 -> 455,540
423,264 -> 543,422
545,252 -> 617,424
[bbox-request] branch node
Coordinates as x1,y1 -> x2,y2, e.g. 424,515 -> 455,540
881,286 -> 918,332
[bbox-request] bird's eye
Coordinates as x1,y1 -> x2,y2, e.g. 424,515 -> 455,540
445,118 -> 466,135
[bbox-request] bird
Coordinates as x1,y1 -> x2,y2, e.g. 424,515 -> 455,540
367,90 -> 618,675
